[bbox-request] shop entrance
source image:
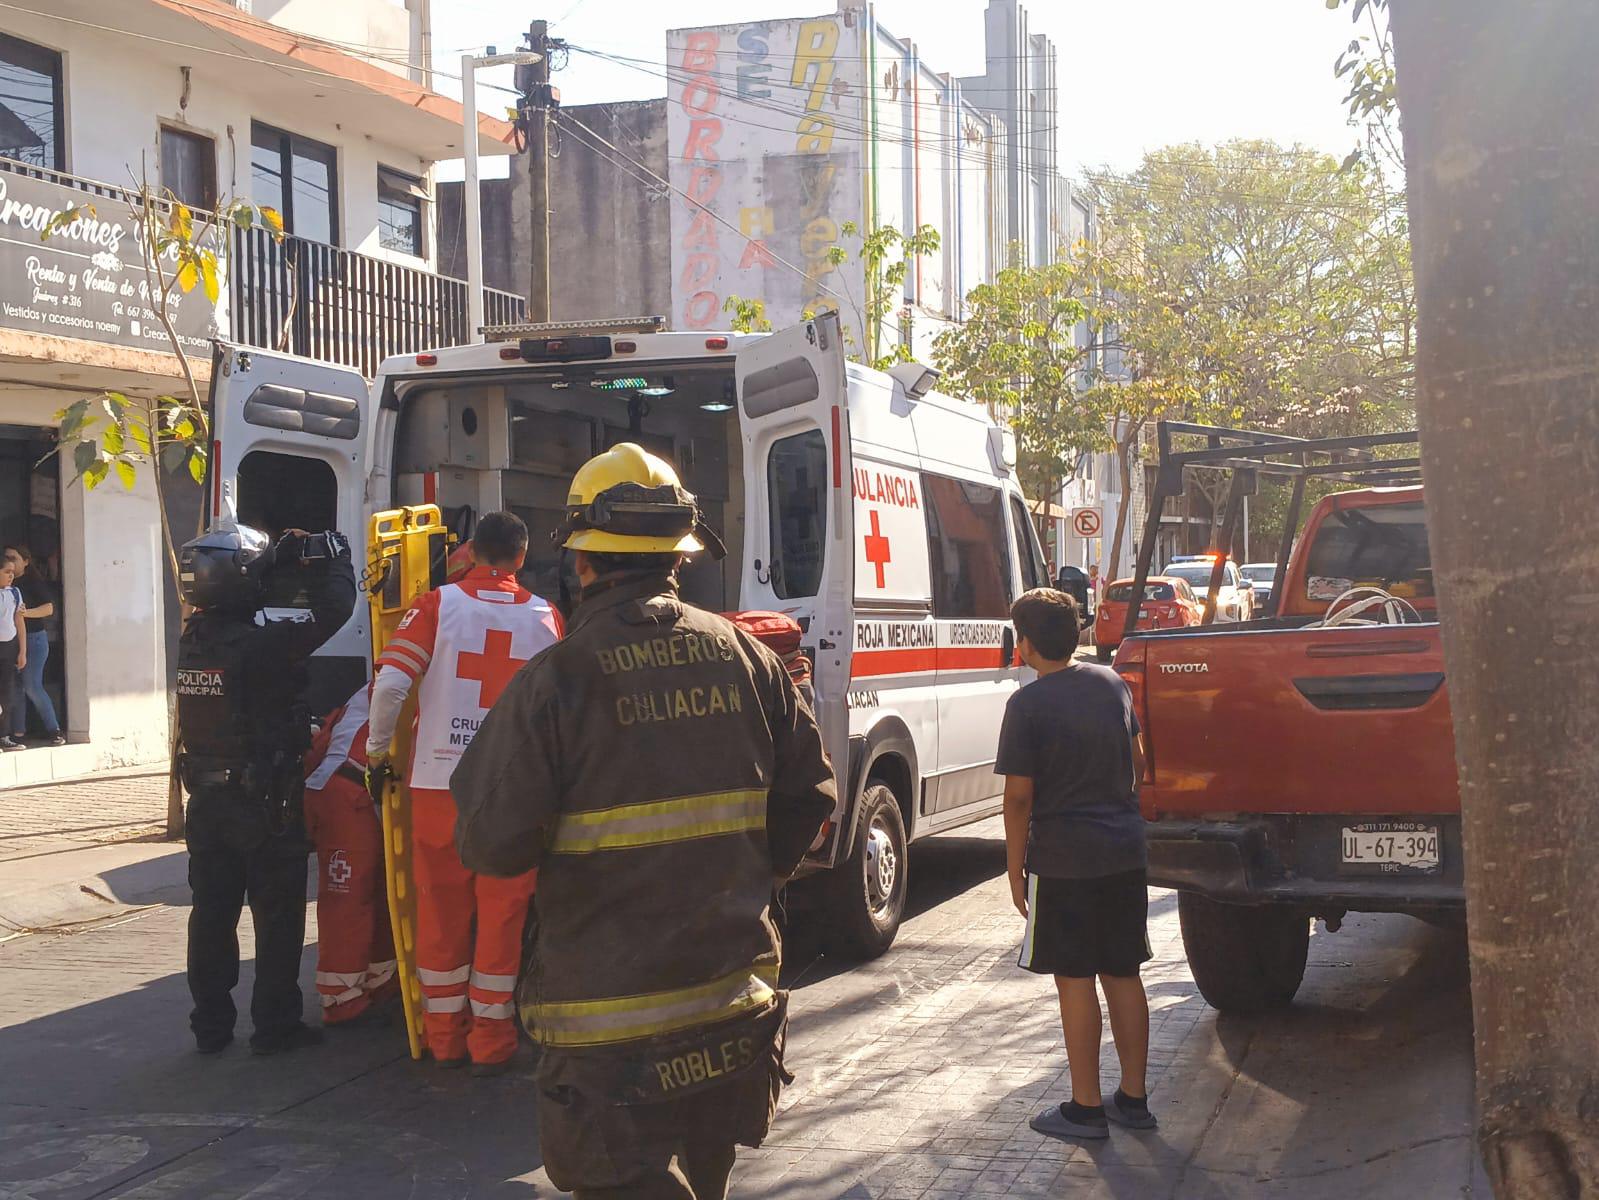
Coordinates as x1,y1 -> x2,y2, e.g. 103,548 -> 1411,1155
0,425 -> 66,739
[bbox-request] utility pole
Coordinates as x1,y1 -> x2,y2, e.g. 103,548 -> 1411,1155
519,20 -> 560,323
461,47 -> 541,342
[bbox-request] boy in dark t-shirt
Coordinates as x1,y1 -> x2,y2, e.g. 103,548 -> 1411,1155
996,588 -> 1155,1141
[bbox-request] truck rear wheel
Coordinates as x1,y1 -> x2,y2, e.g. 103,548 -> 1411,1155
816,781 -> 908,961
1178,892 -> 1309,1013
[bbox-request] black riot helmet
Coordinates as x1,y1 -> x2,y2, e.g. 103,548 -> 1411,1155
178,520 -> 273,614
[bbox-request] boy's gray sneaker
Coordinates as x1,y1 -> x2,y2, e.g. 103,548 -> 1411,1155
1106,1091 -> 1158,1130
1030,1104 -> 1110,1141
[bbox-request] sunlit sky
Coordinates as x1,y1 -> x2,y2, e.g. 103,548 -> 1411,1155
431,0 -> 1363,180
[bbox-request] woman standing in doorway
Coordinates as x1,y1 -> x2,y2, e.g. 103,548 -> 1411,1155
0,556 -> 23,752
3,546 -> 62,746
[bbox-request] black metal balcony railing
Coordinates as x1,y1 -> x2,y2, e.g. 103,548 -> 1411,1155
232,229 -> 526,378
0,157 -> 526,379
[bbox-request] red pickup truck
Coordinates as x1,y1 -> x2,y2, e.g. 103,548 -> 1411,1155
1115,485 -> 1459,1012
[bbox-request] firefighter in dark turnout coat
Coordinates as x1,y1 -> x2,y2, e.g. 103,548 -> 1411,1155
176,521 -> 356,1055
452,443 -> 835,1200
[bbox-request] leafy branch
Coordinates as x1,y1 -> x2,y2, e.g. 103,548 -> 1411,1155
43,184 -> 283,582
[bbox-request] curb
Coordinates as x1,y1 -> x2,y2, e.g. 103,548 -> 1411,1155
0,843 -> 190,935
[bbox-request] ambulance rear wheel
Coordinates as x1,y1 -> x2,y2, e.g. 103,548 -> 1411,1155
819,781 -> 908,961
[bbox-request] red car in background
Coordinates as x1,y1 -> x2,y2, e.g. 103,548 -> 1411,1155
1094,576 -> 1204,661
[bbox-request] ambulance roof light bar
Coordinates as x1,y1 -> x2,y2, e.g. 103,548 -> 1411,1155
483,316 -> 667,343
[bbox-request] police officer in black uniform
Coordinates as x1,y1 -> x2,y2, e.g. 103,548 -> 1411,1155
175,520 -> 356,1056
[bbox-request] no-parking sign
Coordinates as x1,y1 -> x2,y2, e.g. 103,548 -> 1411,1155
1071,507 -> 1103,538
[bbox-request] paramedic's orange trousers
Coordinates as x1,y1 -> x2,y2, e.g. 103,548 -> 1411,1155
304,772 -> 397,1024
412,787 -> 536,1064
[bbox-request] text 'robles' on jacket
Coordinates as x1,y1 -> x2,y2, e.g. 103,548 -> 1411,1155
450,573 -> 836,1051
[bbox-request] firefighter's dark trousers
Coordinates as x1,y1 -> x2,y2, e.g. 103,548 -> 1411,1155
185,788 -> 310,1046
543,1082 -> 740,1200
571,1139 -> 735,1200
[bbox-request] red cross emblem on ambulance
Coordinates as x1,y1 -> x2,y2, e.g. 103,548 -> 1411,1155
864,510 -> 892,589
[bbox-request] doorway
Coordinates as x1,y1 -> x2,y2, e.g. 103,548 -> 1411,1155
0,425 -> 66,737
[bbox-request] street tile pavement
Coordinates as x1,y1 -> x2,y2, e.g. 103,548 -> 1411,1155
738,823 -> 1212,1198
0,769 -> 170,860
0,816 -> 1480,1198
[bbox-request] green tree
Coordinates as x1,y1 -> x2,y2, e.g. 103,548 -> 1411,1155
1327,0 -> 1402,173
1078,140 -> 1415,573
44,179 -> 284,834
932,258 -> 1102,549
722,221 -> 941,370
721,295 -> 773,333
836,221 -> 941,370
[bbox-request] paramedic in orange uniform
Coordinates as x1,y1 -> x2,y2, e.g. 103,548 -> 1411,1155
364,512 -> 562,1072
303,687 -> 397,1026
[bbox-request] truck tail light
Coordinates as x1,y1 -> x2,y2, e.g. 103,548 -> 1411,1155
1114,644 -> 1152,783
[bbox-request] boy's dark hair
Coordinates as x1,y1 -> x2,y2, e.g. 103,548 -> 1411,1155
472,511 -> 529,566
1011,588 -> 1081,661
4,544 -> 29,562
584,551 -> 682,578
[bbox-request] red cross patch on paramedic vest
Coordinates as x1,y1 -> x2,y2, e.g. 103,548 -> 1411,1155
408,580 -> 561,791
457,628 -> 527,709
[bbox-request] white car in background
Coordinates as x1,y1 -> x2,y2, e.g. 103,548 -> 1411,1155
1238,562 -> 1278,615
1160,556 -> 1256,621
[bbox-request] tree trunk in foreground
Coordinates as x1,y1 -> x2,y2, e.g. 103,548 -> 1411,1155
1391,2 -> 1599,1193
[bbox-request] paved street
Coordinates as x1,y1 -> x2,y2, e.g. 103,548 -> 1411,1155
0,818 -> 1481,1199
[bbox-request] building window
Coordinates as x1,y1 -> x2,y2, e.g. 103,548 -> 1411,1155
250,121 -> 339,245
160,126 -> 217,211
377,167 -> 426,257
0,34 -> 64,169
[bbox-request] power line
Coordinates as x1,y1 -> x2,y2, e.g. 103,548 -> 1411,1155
572,47 -> 1387,220
556,110 -> 867,329
0,1 -> 527,105
569,46 -> 1049,179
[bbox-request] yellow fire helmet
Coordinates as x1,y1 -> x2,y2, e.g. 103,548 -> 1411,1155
556,442 -> 724,558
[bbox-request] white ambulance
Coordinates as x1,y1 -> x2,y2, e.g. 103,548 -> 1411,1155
208,312 -> 1050,957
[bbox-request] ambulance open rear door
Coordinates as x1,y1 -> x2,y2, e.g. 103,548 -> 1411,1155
367,505 -> 452,1060
734,312 -> 853,866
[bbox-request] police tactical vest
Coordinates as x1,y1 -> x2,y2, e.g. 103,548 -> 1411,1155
177,617 -> 259,764
177,614 -> 309,766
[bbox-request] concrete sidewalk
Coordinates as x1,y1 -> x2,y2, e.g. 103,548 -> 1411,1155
0,768 -> 183,937
0,768 -> 172,860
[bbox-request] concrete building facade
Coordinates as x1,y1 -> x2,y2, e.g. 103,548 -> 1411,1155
960,0 -> 1061,270
661,9 -> 1009,363
0,0 -> 514,787
440,99 -> 673,323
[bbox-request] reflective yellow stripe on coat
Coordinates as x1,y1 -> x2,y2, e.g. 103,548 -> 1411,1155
550,789 -> 767,854
523,962 -> 780,1047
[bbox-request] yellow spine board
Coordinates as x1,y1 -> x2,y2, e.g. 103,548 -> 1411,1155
367,505 -> 449,1062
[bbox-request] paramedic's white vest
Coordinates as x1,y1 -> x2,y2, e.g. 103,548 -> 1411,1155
410,583 -> 559,790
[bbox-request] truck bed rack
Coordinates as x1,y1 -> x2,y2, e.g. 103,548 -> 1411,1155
1124,422 -> 1422,635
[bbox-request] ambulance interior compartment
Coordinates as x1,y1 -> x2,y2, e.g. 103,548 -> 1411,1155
390,361 -> 747,614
